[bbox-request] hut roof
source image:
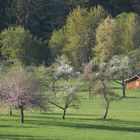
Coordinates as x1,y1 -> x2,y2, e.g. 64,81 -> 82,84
125,74 -> 140,83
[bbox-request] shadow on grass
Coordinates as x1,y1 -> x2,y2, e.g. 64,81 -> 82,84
59,123 -> 140,133
34,120 -> 140,133
25,113 -> 98,122
0,134 -> 59,140
105,118 -> 140,126
110,87 -> 121,90
0,124 -> 36,128
1,113 -> 140,134
27,116 -> 140,133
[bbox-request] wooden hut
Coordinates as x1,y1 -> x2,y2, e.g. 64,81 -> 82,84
125,74 -> 140,89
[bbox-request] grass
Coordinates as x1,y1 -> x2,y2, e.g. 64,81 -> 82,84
0,80 -> 140,140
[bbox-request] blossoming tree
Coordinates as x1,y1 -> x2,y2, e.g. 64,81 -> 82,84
0,68 -> 47,123
48,55 -> 80,119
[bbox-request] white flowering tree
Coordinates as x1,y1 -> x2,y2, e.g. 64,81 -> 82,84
107,55 -> 131,98
54,55 -> 80,80
48,55 -> 80,119
47,55 -> 80,96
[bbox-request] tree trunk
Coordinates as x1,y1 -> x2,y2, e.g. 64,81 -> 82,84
103,101 -> 110,119
62,108 -> 67,119
88,81 -> 92,99
103,93 -> 110,120
52,80 -> 55,92
9,109 -> 12,116
20,106 -> 24,124
122,79 -> 126,98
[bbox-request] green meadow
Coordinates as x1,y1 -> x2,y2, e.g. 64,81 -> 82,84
0,81 -> 140,140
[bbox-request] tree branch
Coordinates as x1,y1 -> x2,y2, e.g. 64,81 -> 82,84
113,80 -> 122,85
66,100 -> 72,108
49,101 -> 64,110
103,94 -> 109,103
68,104 -> 78,108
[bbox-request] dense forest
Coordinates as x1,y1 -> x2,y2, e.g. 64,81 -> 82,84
0,0 -> 140,70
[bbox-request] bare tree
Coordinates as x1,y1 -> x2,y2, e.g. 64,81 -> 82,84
46,64 -> 58,95
94,79 -> 120,119
96,62 -> 122,119
82,61 -> 97,98
49,83 -> 79,119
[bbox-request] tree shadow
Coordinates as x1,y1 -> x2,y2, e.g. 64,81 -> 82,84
57,123 -> 140,133
27,117 -> 140,133
0,134 -> 59,140
26,113 -> 98,121
1,113 -> 140,134
105,118 -> 140,126
0,124 -> 36,128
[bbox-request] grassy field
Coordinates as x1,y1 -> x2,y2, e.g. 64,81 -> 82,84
0,81 -> 140,140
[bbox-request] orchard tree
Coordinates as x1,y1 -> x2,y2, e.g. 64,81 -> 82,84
82,61 -> 97,98
0,68 -> 47,123
49,83 -> 79,119
46,64 -> 59,96
47,55 -> 78,94
100,55 -> 131,98
93,66 -> 120,119
94,76 -> 120,119
48,55 -> 80,119
54,55 -> 80,80
107,55 -> 131,98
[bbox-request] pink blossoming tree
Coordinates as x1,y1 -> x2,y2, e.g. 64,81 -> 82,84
0,68 -> 46,123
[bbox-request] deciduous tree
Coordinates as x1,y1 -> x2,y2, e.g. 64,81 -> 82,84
0,26 -> 48,65
0,68 -> 47,123
93,67 -> 120,119
100,55 -> 131,98
48,55 -> 80,119
49,83 -> 79,119
49,28 -> 67,60
63,6 -> 107,67
82,61 -> 97,98
95,17 -> 123,63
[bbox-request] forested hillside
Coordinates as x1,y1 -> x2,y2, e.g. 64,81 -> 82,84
0,0 -> 140,68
